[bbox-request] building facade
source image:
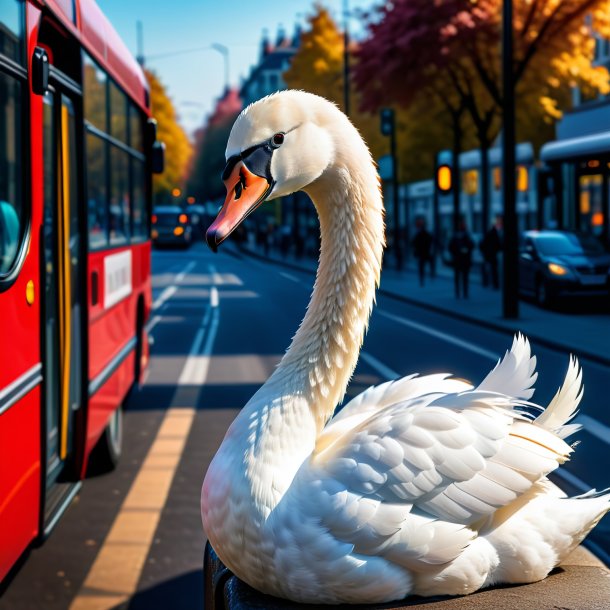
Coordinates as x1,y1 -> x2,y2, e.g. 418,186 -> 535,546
540,32 -> 610,244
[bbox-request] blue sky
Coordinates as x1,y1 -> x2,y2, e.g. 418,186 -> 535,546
97,0 -> 376,136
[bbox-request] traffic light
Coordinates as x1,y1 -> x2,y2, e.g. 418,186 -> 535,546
436,164 -> 453,193
380,108 -> 395,136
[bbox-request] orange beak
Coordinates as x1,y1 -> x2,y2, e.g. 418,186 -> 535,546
206,161 -> 272,252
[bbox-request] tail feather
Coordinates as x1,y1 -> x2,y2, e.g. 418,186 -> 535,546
535,356 -> 583,439
478,334 -> 537,400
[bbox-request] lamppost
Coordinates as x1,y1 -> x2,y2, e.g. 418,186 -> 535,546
502,0 -> 519,318
211,43 -> 230,92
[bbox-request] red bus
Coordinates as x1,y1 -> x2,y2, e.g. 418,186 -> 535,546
0,0 -> 161,582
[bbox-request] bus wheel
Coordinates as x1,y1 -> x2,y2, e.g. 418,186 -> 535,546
91,406 -> 123,472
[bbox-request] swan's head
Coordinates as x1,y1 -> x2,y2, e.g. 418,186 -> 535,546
206,90 -> 347,251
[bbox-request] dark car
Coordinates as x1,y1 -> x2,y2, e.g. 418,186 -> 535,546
151,205 -> 192,248
519,230 -> 610,307
187,204 -> 207,239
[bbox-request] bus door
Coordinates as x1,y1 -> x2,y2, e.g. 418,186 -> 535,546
41,83 -> 84,533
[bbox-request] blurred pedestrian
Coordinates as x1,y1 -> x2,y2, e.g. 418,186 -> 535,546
449,217 -> 474,299
480,215 -> 503,289
411,217 -> 434,287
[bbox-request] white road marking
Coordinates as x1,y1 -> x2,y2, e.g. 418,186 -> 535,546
175,260 -> 196,282
152,260 -> 196,310
210,286 -> 219,308
575,414 -> 610,446
280,271 -> 301,283
152,285 -> 176,310
145,315 -> 162,334
359,351 -> 400,380
377,310 -> 498,361
178,266 -> 221,385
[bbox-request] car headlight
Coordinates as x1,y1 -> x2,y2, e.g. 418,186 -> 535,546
548,262 -> 570,276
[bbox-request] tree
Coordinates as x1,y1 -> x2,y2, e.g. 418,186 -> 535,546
145,69 -> 193,201
186,88 -> 242,203
355,0 -> 610,231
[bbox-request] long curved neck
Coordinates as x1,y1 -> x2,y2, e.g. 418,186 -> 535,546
271,161 -> 385,430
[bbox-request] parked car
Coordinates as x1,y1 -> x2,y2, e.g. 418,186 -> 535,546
151,205 -> 192,248
519,230 -> 610,307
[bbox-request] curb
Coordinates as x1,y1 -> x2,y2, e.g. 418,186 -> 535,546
235,244 -> 610,368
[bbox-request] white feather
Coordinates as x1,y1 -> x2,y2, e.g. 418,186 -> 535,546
201,91 -> 610,605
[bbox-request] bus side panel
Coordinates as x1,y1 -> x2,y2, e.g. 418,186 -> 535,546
88,246 -> 137,382
84,241 -> 150,469
0,390 -> 41,581
84,352 -> 134,467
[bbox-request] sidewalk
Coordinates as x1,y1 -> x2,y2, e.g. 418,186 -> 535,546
235,243 -> 610,367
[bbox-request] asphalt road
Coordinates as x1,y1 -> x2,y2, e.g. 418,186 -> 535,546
1,241 -> 609,610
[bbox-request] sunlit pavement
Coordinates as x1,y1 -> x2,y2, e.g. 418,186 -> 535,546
1,241 -> 609,609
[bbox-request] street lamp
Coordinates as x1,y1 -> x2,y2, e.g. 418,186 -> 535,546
211,43 -> 230,92
502,0 -> 519,319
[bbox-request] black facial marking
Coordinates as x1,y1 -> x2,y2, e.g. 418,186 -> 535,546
221,132 -> 286,183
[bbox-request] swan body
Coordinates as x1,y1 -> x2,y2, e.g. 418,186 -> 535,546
201,90 -> 610,604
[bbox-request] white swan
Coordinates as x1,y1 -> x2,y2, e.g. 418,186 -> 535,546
201,90 -> 609,604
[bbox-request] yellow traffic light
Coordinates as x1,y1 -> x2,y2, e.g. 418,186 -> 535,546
437,165 -> 452,193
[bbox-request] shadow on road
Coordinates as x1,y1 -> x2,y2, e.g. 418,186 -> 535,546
128,569 -> 203,610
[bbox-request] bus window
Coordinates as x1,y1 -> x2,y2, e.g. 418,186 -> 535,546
132,159 -> 147,238
0,0 -> 25,65
0,71 -> 23,276
110,81 -> 127,144
83,54 -> 106,131
129,104 -> 143,152
109,146 -> 129,244
86,133 -> 108,248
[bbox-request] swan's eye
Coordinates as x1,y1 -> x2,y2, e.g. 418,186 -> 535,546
271,133 -> 284,148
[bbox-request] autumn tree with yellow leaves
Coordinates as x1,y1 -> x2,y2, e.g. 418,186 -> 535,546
145,69 -> 193,200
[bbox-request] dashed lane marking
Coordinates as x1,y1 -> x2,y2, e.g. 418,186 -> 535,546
151,260 -> 196,310
359,351 -> 400,381
279,271 -> 301,283
151,285 -> 176,311
377,309 -> 499,360
175,260 -> 196,282
69,264 -> 219,610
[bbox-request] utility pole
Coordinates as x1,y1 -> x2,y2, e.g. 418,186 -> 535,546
342,0 -> 350,116
381,108 -> 402,269
136,20 -> 144,66
502,0 -> 519,318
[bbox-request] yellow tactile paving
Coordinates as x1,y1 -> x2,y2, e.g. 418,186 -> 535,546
69,408 -> 196,610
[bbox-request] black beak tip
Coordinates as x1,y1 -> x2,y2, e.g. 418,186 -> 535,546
205,228 -> 219,253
